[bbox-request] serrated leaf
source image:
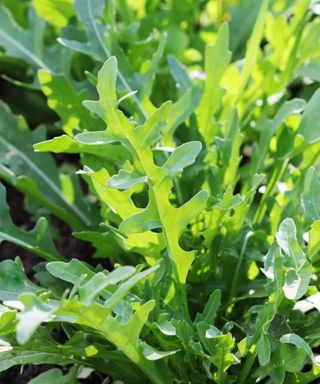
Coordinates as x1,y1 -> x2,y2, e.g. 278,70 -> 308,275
0,5 -> 68,74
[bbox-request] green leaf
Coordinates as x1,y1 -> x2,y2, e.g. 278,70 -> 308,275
83,56 -> 207,286
108,169 -> 148,190
210,333 -> 237,383
280,333 -> 319,365
283,268 -> 310,301
196,290 -> 221,324
78,266 -> 136,304
163,141 -> 202,176
0,258 -> 39,301
257,333 -> 271,366
276,218 -> 305,269
38,70 -> 103,135
140,342 -> 178,361
297,89 -> 320,144
167,55 -> 192,92
276,218 -> 311,300
104,266 -> 159,311
32,0 -> 75,28
235,0 -> 269,99
196,23 -> 231,143
0,5 -> 67,73
280,344 -> 307,373
162,87 -> 202,144
34,134 -> 130,165
17,293 -> 54,344
137,101 -> 172,148
0,184 -> 63,262
302,167 -> 320,224
308,220 -> 320,261
46,259 -> 94,285
0,102 -> 97,228
0,350 -> 74,372
59,0 -> 146,118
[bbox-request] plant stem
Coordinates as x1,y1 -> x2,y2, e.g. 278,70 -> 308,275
238,350 -> 257,384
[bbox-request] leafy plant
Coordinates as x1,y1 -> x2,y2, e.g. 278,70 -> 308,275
1,0 -> 320,383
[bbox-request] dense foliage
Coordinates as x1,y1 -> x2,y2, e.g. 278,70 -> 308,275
1,0 -> 320,383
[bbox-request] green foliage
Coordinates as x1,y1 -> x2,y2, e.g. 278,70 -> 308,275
1,0 -> 320,383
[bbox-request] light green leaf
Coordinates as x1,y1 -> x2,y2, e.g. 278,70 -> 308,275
38,70 -> 103,135
196,23 -> 231,143
46,259 -> 94,285
137,101 -> 172,148
276,218 -> 310,300
308,221 -> 320,261
32,0 -> 75,28
235,0 -> 269,99
140,342 -> 178,361
276,218 -> 305,269
17,293 -> 54,344
210,333 -> 237,383
163,141 -> 202,177
163,87 -> 202,144
78,266 -> 136,304
284,268 -> 310,300
104,265 -> 159,310
108,169 -> 148,190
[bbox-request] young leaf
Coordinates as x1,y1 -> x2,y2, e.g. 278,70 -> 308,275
108,170 -> 148,190
196,23 -> 231,143
163,141 -> 202,177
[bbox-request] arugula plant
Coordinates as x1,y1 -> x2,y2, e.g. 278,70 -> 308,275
1,0 -> 320,383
